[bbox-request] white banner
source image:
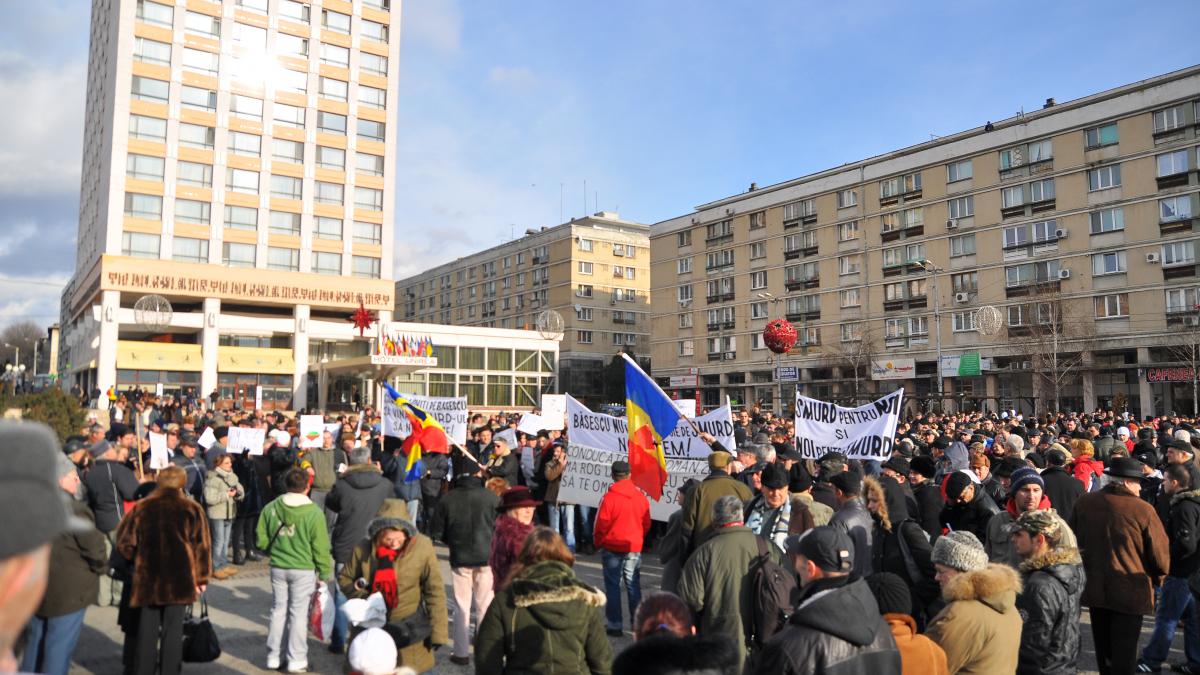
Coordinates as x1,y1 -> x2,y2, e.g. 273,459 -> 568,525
673,399 -> 697,418
380,394 -> 469,445
226,427 -> 267,456
196,427 -> 216,450
793,390 -> 904,461
517,413 -> 545,436
299,415 -> 325,449
540,394 -> 566,430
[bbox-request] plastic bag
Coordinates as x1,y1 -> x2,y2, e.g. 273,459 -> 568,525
308,582 -> 335,642
342,591 -> 388,629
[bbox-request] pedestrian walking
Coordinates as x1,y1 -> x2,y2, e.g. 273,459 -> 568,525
1010,509 -> 1086,675
593,460 -> 651,636
204,451 -> 244,579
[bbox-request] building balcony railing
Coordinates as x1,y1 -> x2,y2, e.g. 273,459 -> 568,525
1005,280 -> 1061,298
705,234 -> 733,247
706,320 -> 736,331
705,292 -> 735,304
1160,217 -> 1197,235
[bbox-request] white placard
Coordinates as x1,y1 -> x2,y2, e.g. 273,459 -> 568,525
254,385 -> 263,411
299,415 -> 325,449
226,427 -> 267,456
793,390 -> 904,461
517,413 -> 546,436
148,432 -> 170,469
380,394 -> 469,445
196,427 -> 216,449
155,383 -> 164,398
539,394 -> 566,430
494,427 -> 518,450
673,399 -> 698,418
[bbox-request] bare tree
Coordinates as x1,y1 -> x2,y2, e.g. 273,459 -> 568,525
0,321 -> 42,371
1010,286 -> 1095,413
1164,305 -> 1200,417
825,323 -> 877,405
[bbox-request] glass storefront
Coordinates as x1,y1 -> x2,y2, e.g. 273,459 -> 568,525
217,373 -> 293,411
116,369 -> 201,399
386,345 -> 556,409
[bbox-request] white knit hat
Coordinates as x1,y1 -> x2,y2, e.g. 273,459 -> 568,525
931,530 -> 988,572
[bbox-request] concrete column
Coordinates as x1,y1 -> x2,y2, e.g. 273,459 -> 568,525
1032,373 -> 1044,415
1081,351 -> 1097,412
200,298 -> 221,402
830,367 -> 842,397
293,304 -> 310,410
1139,347 -> 1154,419
942,377 -> 956,414
317,363 -> 329,411
985,374 -> 999,414
96,290 -> 121,410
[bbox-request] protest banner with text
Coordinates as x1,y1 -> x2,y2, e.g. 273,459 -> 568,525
793,389 -> 904,460
381,394 -> 469,445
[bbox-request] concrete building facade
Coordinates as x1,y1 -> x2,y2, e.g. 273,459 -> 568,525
650,66 -> 1200,419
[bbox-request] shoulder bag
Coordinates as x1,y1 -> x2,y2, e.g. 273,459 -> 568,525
182,593 -> 222,662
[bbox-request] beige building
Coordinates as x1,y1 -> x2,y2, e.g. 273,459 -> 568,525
397,212 -> 650,403
650,66 -> 1200,419
59,0 -> 400,410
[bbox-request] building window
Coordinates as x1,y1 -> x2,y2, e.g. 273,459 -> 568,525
178,159 -> 214,188
1092,250 -> 1127,276
270,175 -> 302,200
839,255 -> 861,275
131,75 -> 169,102
129,115 -> 167,142
676,257 -> 692,274
318,76 -> 347,102
318,111 -> 347,135
706,249 -> 734,270
183,11 -> 219,37
750,301 -> 768,319
133,37 -> 172,65
1166,288 -> 1199,313
320,43 -> 349,67
222,242 -> 255,268
578,261 -> 593,275
265,246 -> 299,271
355,187 -> 384,211
1162,241 -> 1196,267
841,323 -> 862,342
225,132 -> 260,158
174,199 -> 211,224
136,0 -> 174,26
578,238 -> 593,252
269,211 -> 300,236
172,236 -> 208,264
315,181 -> 344,205
274,102 -> 305,128
840,288 -> 860,308
181,48 -> 218,75
225,168 -> 259,195
1001,185 -> 1025,209
1085,123 -> 1118,148
749,241 -> 766,260
576,306 -> 593,321
678,340 -> 694,356
230,94 -> 263,121
322,8 -> 350,32
359,85 -> 386,109
362,19 -> 389,42
1089,208 -> 1124,234
1088,164 -> 1121,191
946,160 -> 972,183
677,285 -> 692,303
1154,106 -> 1184,134
1094,294 -> 1129,319
312,251 -> 342,275
277,33 -> 308,57
352,256 -> 382,279
272,138 -> 304,163
357,119 -> 385,142
279,0 -> 310,22
838,221 -> 859,241
314,217 -> 342,240
120,232 -> 159,259
836,190 -> 857,208
577,331 -> 593,344
952,311 -> 978,332
361,53 -> 388,76
363,0 -> 391,9
236,0 -> 268,12
749,211 -> 767,228
353,221 -> 382,245
126,154 -> 164,182
949,234 -> 976,257
575,284 -> 593,298
1158,150 -> 1189,177
947,195 -> 974,219
678,313 -> 692,328
355,152 -> 384,177
750,271 -> 767,289
951,271 -> 978,293
677,230 -> 692,247
224,205 -> 257,231
1029,178 -> 1054,202
1161,196 -> 1194,223
124,192 -> 162,220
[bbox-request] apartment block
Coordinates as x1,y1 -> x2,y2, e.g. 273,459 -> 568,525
60,0 -> 400,410
397,212 -> 651,404
650,66 -> 1200,419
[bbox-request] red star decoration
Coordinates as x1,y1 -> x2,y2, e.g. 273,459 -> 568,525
349,301 -> 376,337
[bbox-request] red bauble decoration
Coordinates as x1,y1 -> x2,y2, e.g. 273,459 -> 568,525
763,318 -> 798,354
349,301 -> 377,337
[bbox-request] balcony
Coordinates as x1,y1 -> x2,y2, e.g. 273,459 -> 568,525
1158,171 -> 1190,190
705,292 -> 735,304
708,351 -> 736,362
882,264 -> 905,278
1166,308 -> 1199,327
785,310 -> 820,322
1001,204 -> 1026,219
1031,198 -> 1056,214
879,194 -> 899,208
706,320 -> 735,331
783,219 -> 800,230
1005,280 -> 1061,298
784,277 -> 819,292
1164,263 -> 1198,280
784,248 -> 801,260
904,222 -> 924,237
801,244 -> 819,257
883,297 -> 928,312
1161,217 -> 1198,235
705,233 -> 733,247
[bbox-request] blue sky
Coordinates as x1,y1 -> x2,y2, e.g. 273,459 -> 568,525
0,0 -> 1196,327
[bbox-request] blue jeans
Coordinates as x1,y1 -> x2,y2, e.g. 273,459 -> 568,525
210,518 -> 232,570
601,550 -> 642,631
548,504 -> 575,552
20,609 -> 87,675
331,564 -> 348,647
577,505 -> 595,547
1142,575 -> 1200,667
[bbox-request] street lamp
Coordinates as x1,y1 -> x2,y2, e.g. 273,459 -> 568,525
917,259 -> 945,407
757,293 -> 785,415
5,362 -> 26,395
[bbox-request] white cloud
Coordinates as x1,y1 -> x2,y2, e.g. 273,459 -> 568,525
402,0 -> 462,55
0,274 -> 69,331
488,66 -> 538,91
0,222 -> 37,251
0,53 -> 85,196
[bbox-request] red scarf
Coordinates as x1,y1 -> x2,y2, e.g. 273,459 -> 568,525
372,546 -> 399,610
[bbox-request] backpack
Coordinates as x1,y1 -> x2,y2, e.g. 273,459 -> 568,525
747,535 -> 798,648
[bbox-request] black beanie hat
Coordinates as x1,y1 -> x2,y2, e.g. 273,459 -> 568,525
866,572 -> 912,616
910,455 -> 937,479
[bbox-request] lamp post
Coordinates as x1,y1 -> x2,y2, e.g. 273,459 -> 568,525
918,260 -> 945,409
758,292 -> 785,415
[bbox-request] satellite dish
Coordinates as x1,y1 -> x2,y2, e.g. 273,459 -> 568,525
536,309 -> 565,340
976,305 -> 1003,336
134,294 -> 173,332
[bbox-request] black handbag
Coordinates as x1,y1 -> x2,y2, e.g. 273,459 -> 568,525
383,603 -> 432,649
182,594 -> 221,663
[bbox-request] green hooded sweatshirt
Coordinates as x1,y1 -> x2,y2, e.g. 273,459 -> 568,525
256,492 -> 333,579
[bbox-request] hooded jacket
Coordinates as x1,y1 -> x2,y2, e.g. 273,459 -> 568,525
681,471 -> 754,556
829,497 -> 874,578
1017,547 -> 1085,675
429,475 -> 500,568
754,577 -> 901,675
911,481 -> 944,542
1168,487 -> 1200,578
593,478 -> 651,554
326,464 -> 394,563
939,479 -> 1000,545
883,613 -> 948,675
612,633 -> 740,675
475,560 -> 612,675
255,492 -> 333,579
678,525 -> 761,672
985,500 -> 1077,568
1070,456 -> 1104,491
926,563 -> 1023,675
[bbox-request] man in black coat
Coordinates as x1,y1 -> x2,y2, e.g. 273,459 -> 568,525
83,439 -> 142,607
1012,509 -> 1086,675
908,455 -> 943,542
429,472 -> 500,667
939,470 -> 1000,546
1041,448 -> 1085,523
1137,463 -> 1200,672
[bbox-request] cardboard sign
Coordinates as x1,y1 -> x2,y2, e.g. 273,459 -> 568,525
196,427 -> 216,450
380,394 -> 469,445
148,432 -> 170,470
517,413 -> 546,436
540,394 -> 566,430
673,399 -> 698,418
226,427 -> 267,456
299,415 -> 325,449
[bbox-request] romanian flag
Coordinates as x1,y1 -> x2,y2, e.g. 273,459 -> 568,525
623,353 -> 682,501
383,383 -> 450,483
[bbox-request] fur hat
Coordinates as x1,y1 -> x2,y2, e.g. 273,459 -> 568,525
931,530 -> 988,572
943,471 -> 975,501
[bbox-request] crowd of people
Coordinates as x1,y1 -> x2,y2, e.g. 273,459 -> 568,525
3,394 -> 1200,675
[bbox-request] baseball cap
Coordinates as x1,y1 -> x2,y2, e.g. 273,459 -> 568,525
708,450 -> 733,470
1006,509 -> 1067,544
784,526 -> 854,573
0,421 -> 91,559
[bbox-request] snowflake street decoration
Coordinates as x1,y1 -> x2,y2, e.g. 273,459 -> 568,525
349,301 -> 376,337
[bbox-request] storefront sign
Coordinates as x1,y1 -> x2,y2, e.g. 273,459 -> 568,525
370,354 -> 438,367
1146,367 -> 1197,383
870,358 -> 916,381
669,375 -> 698,387
939,353 -> 993,377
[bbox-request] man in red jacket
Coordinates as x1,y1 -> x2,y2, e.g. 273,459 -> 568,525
594,460 -> 651,637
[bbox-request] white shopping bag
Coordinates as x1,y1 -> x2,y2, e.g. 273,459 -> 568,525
307,582 -> 335,641
342,591 -> 388,629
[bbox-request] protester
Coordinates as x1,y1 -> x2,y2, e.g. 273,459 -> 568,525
908,455 -> 942,541
204,451 -> 245,580
985,467 -> 1076,567
745,463 -> 813,555
476,527 -> 612,674
754,526 -> 902,674
538,442 -> 574,551
658,479 -> 697,593
1069,439 -> 1105,492
829,471 -> 874,577
417,440 -> 451,535
339,499 -> 449,674
1010,509 -> 1085,675
1041,447 -> 1085,522
429,469 -> 500,666
789,465 -> 832,527
864,477 -> 939,625
969,452 -> 1006,506
611,592 -> 739,675
939,470 -> 1000,545
257,468 -> 334,672
84,437 -> 142,606
678,495 -> 765,672
811,452 -> 849,511
879,456 -> 917,523
171,436 -> 206,503
489,486 -> 539,590
484,437 -> 521,488
593,460 -> 651,636
680,449 -> 753,558
865,572 -> 948,675
115,466 -> 211,675
305,430 -> 347,531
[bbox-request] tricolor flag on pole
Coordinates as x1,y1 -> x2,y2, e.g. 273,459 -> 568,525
382,383 -> 450,482
622,353 -> 685,501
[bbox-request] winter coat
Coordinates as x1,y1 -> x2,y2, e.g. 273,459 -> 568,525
1094,434 -> 1117,463
831,498 -> 875,577
84,459 -> 141,533
233,453 -> 270,517
593,478 -> 651,554
794,491 -> 834,527
475,560 -> 612,675
538,454 -> 566,504
612,633 -> 740,675
754,577 -> 902,675
884,614 -> 948,675
429,475 -> 500,568
255,493 -> 334,579
985,499 -> 1077,568
35,500 -> 108,618
1168,487 -> 1200,578
490,514 -> 534,590
1069,484 -> 1170,615
485,452 -> 521,489
419,451 -> 450,500
1071,456 -> 1104,491
267,443 -> 299,495
872,519 -> 940,617
1040,466 -> 1084,522
1016,547 -> 1085,675
812,481 -> 839,512
678,525 -> 761,672
326,464 -> 394,564
384,451 -> 423,501
203,467 -> 244,520
172,454 -> 207,504
979,475 -> 1005,507
304,446 -> 345,492
881,475 -> 916,523
658,509 -> 686,594
926,563 -> 1023,675
939,486 -> 1000,545
115,486 -> 212,608
339,517 -> 449,674
681,471 -> 754,556
911,481 -> 944,543
745,494 -> 814,555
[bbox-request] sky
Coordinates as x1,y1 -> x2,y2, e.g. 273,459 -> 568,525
0,0 -> 1196,330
